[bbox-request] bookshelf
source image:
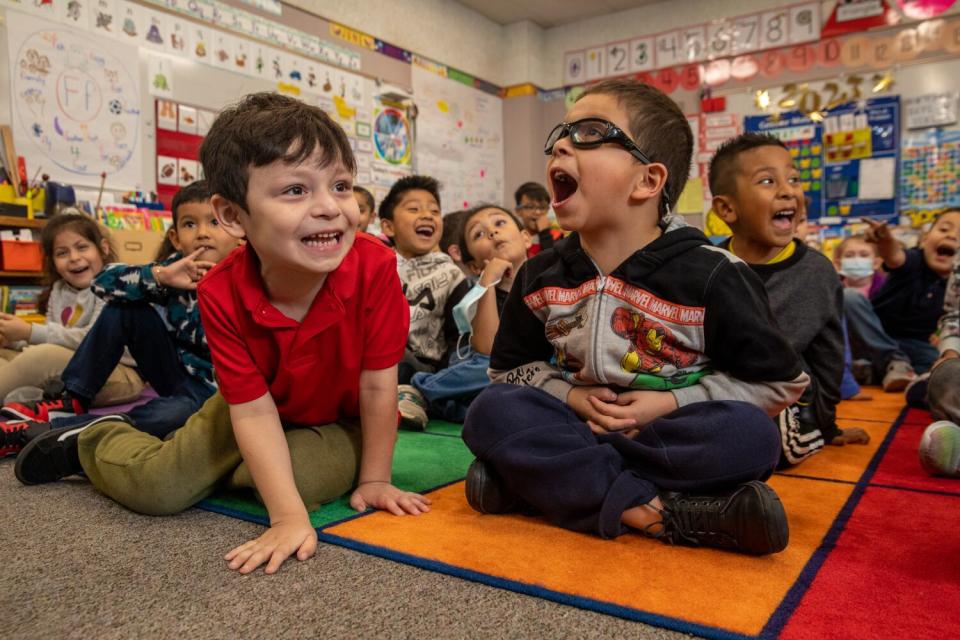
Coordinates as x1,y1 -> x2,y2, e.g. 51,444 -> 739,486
0,216 -> 44,229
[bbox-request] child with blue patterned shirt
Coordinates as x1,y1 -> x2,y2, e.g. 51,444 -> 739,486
0,181 -> 240,449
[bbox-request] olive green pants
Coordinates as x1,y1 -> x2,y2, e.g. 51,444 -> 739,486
78,391 -> 362,516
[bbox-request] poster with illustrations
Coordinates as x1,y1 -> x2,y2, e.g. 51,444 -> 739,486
8,12 -> 143,190
57,0 -> 88,28
411,64 -> 504,211
900,129 -> 960,228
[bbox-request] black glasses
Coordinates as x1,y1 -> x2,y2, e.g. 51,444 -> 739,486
544,118 -> 652,164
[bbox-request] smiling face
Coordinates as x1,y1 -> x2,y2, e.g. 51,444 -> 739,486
51,229 -> 108,290
921,211 -> 960,276
545,93 -> 656,235
170,200 -> 238,265
462,207 -> 531,274
717,144 -> 801,254
381,188 -> 442,259
213,146 -> 359,283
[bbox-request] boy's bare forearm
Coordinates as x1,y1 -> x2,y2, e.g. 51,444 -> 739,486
358,366 -> 400,484
878,238 -> 905,269
229,395 -> 308,522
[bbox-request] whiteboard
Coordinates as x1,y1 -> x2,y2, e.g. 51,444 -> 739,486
411,64 -> 503,211
7,11 -> 143,189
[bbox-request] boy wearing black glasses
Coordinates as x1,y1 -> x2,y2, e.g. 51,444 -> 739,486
461,79 -> 809,555
513,181 -> 562,257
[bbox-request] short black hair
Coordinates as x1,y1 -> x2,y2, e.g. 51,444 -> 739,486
171,180 -> 211,227
378,175 -> 441,221
199,93 -> 355,211
353,185 -> 375,211
709,133 -> 787,198
580,79 -> 692,218
440,209 -> 471,253
457,204 -> 523,264
514,182 -> 549,206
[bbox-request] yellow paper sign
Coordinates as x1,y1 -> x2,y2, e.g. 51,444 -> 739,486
329,23 -> 376,50
676,179 -> 704,215
333,96 -> 356,120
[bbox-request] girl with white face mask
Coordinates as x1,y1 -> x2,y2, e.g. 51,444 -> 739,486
834,235 -> 886,299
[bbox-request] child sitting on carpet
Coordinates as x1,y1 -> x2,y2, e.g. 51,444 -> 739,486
0,212 -> 142,416
462,79 -> 809,555
13,92 -> 429,575
0,181 -> 237,453
911,248 -> 960,478
845,211 -> 960,390
711,133 -> 870,467
378,175 -> 471,385
398,204 -> 531,428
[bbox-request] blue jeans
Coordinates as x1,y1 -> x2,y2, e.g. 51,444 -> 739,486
54,303 -> 214,438
410,349 -> 490,422
897,338 -> 938,374
843,289 -> 911,377
840,319 -> 861,399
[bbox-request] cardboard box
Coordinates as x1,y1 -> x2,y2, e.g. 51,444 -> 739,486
1,239 -> 42,271
110,229 -> 167,265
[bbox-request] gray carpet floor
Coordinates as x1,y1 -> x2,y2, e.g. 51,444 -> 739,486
0,461 -> 699,639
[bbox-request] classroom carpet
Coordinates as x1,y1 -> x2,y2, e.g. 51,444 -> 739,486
197,392 -> 960,639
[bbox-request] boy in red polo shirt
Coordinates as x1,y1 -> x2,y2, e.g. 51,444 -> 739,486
14,93 -> 430,575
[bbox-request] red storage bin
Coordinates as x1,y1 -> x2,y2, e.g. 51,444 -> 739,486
1,240 -> 43,271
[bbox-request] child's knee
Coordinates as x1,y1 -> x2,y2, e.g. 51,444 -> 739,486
928,359 -> 960,422
463,384 -> 560,454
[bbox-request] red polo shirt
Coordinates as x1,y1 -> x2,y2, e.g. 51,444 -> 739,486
197,233 -> 408,427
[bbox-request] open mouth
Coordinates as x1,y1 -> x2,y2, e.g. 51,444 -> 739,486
550,169 -> 579,206
772,208 -> 796,231
68,266 -> 90,276
301,231 -> 342,249
414,223 -> 436,240
936,244 -> 957,258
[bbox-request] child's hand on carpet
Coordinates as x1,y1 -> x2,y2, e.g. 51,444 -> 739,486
224,515 -> 317,575
350,481 -> 432,516
830,427 -> 871,446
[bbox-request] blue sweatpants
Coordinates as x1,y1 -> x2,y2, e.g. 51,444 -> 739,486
462,384 -> 782,539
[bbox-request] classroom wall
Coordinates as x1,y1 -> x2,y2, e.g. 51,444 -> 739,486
285,0 -> 510,86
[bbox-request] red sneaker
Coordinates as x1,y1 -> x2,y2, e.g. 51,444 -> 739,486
0,419 -> 51,457
1,394 -> 86,422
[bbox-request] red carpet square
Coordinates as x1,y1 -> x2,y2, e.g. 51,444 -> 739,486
780,486 -> 960,640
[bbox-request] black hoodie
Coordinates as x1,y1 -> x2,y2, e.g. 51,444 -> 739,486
490,217 -> 808,416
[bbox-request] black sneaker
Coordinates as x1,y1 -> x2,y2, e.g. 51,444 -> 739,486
14,414 -> 131,485
658,481 -> 789,555
464,459 -> 524,514
0,419 -> 51,457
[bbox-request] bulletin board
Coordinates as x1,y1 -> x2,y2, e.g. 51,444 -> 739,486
7,11 -> 144,189
411,63 -> 504,211
900,129 -> 960,228
744,95 -> 900,224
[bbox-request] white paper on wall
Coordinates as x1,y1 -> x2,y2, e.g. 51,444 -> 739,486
411,65 -> 504,211
7,11 -> 143,190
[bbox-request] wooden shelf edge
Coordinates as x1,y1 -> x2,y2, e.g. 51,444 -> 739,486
0,270 -> 43,278
0,216 -> 46,228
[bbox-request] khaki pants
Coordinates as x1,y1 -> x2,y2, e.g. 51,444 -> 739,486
78,392 -> 362,516
0,344 -> 143,406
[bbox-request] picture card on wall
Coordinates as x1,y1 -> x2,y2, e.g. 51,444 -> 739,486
116,1 -> 145,44
233,39 -> 251,74
147,55 -> 175,98
178,105 -> 199,134
197,110 -> 215,136
57,0 -> 88,27
142,9 -> 167,51
190,25 -> 212,63
211,32 -> 235,69
168,18 -> 189,54
89,0 -> 119,36
178,159 -> 198,186
157,155 -> 178,185
157,100 -> 178,131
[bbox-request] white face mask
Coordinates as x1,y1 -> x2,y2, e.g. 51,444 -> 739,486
841,257 -> 874,279
452,282 -> 489,336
